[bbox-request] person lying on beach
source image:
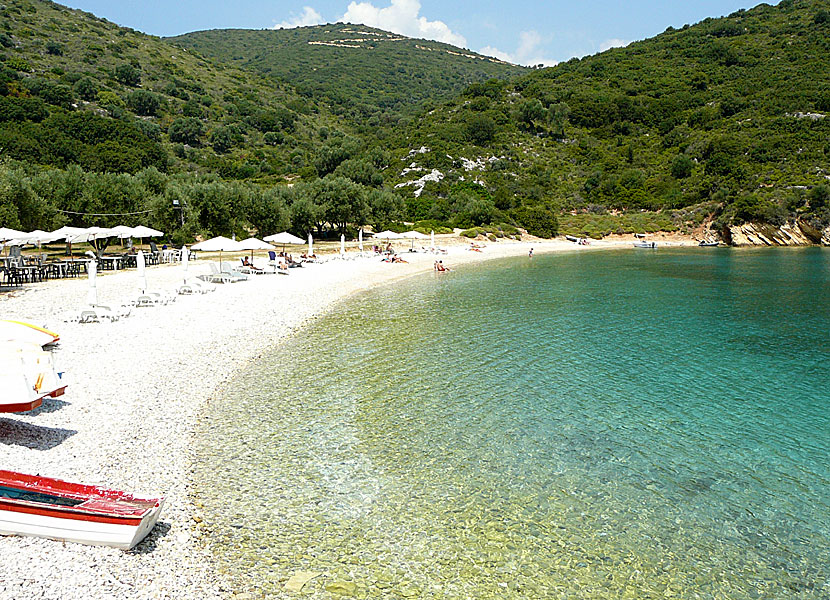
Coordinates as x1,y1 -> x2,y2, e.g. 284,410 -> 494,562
242,256 -> 263,271
300,252 -> 318,260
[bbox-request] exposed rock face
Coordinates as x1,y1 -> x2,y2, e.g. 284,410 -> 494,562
721,221 -> 829,246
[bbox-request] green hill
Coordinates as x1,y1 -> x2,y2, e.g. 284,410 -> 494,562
0,0 -> 339,181
1,0 -> 829,243
382,0 -> 830,238
167,24 -> 526,125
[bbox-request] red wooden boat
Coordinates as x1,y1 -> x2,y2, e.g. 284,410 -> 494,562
0,470 -> 164,549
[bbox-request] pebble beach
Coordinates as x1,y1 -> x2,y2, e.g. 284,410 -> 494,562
0,235 -> 691,599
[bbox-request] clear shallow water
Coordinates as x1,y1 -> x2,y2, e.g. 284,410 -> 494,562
194,248 -> 830,598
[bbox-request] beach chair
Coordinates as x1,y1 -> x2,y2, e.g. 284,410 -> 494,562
199,262 -> 234,284
178,277 -> 214,294
69,304 -> 119,323
218,262 -> 248,282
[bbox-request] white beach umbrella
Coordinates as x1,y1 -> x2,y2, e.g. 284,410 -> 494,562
180,245 -> 190,283
131,226 -> 163,238
50,226 -> 87,257
51,226 -> 86,240
10,230 -> 64,246
0,227 -> 26,242
191,236 -> 243,252
86,260 -> 98,307
308,233 -> 313,257
107,225 -> 136,239
67,227 -> 116,248
237,237 -> 275,251
263,232 -> 304,245
400,230 -> 428,250
136,250 -> 147,294
373,230 -> 402,239
340,234 -> 345,257
191,236 -> 244,270
262,232 -> 302,255
237,237 -> 275,262
359,229 -> 363,253
130,226 -> 163,251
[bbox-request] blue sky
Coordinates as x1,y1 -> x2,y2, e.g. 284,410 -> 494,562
61,0 -> 772,66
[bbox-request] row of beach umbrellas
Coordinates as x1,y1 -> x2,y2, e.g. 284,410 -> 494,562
189,229 -> 437,261
0,225 -> 164,246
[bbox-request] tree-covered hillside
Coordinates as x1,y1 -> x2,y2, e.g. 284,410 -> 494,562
1,0 -> 829,244
383,0 -> 830,238
168,24 -> 526,127
0,0 -> 341,182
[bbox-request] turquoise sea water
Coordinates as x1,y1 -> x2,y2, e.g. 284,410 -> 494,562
194,248 -> 830,598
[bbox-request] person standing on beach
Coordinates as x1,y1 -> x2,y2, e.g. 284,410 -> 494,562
529,247 -> 534,258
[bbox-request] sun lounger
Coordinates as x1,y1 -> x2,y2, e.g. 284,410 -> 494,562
202,261 -> 246,283
70,304 -> 119,323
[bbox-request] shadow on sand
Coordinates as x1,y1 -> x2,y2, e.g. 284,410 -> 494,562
129,520 -> 172,555
0,417 -> 76,450
26,396 -> 70,416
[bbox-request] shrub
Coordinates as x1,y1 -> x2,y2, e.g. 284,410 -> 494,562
127,90 -> 160,116
45,41 -> 63,56
73,77 -> 98,101
168,117 -> 203,145
464,113 -> 497,145
96,90 -> 125,111
671,154 -> 693,179
519,206 -> 559,238
114,63 -> 140,86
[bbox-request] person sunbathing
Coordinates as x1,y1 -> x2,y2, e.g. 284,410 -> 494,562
241,256 -> 262,271
435,260 -> 450,272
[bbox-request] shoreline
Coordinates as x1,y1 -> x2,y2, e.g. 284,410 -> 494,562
0,235 -> 690,599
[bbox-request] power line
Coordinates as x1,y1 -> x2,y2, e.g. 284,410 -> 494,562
57,208 -> 154,216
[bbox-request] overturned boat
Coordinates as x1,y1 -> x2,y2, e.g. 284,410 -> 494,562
0,470 -> 164,550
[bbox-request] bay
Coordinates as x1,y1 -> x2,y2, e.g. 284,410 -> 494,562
194,247 -> 830,598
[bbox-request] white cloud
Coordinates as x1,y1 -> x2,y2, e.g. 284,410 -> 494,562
478,30 -> 557,67
339,0 -> 467,47
273,6 -> 324,29
599,38 -> 631,52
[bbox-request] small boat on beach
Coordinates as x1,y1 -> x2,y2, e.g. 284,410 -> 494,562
0,342 -> 66,413
0,470 -> 164,549
633,241 -> 657,248
698,241 -> 720,247
0,320 -> 59,347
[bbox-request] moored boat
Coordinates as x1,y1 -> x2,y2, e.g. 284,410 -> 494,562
0,470 -> 164,549
633,241 -> 657,248
698,240 -> 720,247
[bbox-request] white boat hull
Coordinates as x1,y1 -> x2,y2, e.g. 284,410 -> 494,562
0,500 -> 164,550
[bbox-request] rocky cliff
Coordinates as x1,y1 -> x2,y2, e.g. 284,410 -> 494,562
721,221 -> 830,247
